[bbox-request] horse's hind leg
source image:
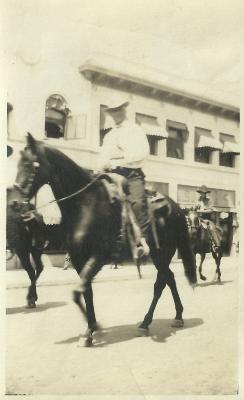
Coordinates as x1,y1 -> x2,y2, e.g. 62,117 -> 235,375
211,249 -> 222,282
16,249 -> 37,308
138,270 -> 167,335
166,269 -> 184,327
199,253 -> 207,281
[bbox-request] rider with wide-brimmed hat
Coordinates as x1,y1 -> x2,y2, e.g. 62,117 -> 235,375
99,100 -> 150,258
196,185 -> 213,216
195,185 -> 221,250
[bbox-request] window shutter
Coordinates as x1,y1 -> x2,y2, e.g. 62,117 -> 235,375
65,114 -> 86,140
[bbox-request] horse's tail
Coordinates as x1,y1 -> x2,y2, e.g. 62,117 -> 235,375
176,212 -> 197,285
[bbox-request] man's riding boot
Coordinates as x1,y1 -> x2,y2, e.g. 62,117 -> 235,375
126,201 -> 150,259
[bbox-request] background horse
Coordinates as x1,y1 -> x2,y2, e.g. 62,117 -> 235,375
13,133 -> 196,346
7,187 -> 47,307
186,209 -> 224,282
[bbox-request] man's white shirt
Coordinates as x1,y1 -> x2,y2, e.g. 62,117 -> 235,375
99,120 -> 149,170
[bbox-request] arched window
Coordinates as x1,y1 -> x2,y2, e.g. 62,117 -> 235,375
45,94 -> 69,139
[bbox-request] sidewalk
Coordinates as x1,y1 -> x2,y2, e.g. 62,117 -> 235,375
6,253 -> 238,290
6,254 -> 157,289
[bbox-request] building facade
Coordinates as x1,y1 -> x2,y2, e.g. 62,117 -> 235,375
7,56 -> 240,257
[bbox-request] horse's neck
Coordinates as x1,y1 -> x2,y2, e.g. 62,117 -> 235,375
188,214 -> 199,229
46,149 -> 92,216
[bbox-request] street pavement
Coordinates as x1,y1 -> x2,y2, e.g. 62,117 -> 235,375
5,255 -> 239,396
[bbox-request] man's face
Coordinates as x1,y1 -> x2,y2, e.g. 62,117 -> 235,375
108,107 -> 127,125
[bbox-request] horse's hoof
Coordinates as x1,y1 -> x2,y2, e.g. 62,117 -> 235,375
26,302 -> 36,309
137,327 -> 149,337
171,319 -> 184,328
77,335 -> 93,347
84,336 -> 93,347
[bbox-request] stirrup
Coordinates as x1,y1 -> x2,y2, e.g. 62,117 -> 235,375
136,239 -> 150,258
136,246 -> 145,259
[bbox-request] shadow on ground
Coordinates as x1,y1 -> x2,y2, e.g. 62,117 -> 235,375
55,317 -> 203,347
6,301 -> 68,315
196,279 -> 233,288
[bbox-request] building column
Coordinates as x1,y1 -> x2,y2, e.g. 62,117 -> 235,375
211,150 -> 219,166
168,181 -> 178,202
185,123 -> 195,163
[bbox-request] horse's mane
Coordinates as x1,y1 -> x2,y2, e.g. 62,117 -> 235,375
43,144 -> 93,184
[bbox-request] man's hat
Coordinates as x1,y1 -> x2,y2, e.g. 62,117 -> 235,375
197,185 -> 211,194
7,145 -> 13,157
105,101 -> 130,112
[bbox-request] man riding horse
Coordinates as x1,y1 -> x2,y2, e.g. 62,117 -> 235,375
99,100 -> 150,259
194,185 -> 221,251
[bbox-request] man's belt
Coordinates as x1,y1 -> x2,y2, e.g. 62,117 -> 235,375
112,166 -> 144,179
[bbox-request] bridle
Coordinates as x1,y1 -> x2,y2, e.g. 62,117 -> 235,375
13,159 -> 104,213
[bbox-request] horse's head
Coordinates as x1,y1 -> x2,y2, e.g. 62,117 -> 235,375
186,209 -> 200,238
7,186 -> 34,219
14,133 -> 51,201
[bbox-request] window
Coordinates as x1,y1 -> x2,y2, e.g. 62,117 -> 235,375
219,152 -> 235,167
195,147 -> 210,163
194,127 -> 222,164
166,120 -> 187,160
100,105 -> 112,146
45,94 -> 69,139
135,113 -> 166,156
219,133 -> 239,168
147,181 -> 169,196
147,136 -> 159,155
167,129 -> 184,159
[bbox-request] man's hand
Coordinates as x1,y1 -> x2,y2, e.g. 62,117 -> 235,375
101,161 -> 113,172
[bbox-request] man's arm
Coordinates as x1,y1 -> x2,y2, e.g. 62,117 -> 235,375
98,130 -> 122,170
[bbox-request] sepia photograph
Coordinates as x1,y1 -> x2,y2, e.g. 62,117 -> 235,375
1,0 -> 243,397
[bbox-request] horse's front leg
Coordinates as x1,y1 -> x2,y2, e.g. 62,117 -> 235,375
199,253 -> 206,281
138,271 -> 167,335
73,256 -> 101,346
17,249 -> 37,308
31,248 -> 44,281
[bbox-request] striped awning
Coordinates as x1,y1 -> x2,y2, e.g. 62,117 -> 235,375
103,115 -> 114,130
166,120 -> 188,140
100,105 -> 114,131
221,139 -> 240,155
136,113 -> 167,138
195,128 -> 222,151
166,120 -> 187,131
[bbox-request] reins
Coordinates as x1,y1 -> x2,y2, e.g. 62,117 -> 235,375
15,173 -> 104,213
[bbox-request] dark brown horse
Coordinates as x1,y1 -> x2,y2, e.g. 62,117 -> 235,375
13,133 -> 196,346
186,209 -> 224,282
7,186 -> 47,307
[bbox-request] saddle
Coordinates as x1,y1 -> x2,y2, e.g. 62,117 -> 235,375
99,173 -> 168,208
99,173 -> 170,252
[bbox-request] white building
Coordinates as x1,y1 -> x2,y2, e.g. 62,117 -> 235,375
7,55 -> 240,255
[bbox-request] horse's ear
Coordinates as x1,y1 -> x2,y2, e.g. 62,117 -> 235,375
26,132 -> 37,153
